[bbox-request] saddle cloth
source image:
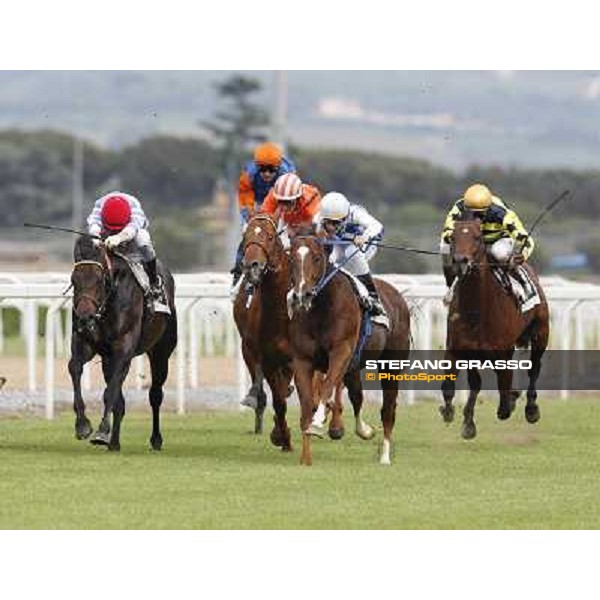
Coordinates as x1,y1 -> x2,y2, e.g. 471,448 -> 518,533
492,265 -> 541,313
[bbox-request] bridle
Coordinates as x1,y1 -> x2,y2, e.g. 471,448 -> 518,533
72,259 -> 113,323
242,215 -> 284,276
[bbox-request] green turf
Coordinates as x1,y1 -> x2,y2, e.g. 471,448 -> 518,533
0,397 -> 599,529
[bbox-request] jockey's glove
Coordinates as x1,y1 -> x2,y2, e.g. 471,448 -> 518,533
510,253 -> 525,267
354,235 -> 370,249
105,233 -> 127,250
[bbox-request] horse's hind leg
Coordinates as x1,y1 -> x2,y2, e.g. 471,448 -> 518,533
380,379 -> 399,465
344,369 -> 375,441
147,321 -> 177,451
462,368 -> 482,440
68,337 -> 94,440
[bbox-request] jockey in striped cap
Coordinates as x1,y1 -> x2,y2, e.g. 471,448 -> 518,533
260,173 -> 321,248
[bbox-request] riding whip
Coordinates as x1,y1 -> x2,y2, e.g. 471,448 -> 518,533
24,223 -> 102,240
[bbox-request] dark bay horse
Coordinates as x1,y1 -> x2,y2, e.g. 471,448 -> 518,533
288,235 -> 411,466
233,214 -> 294,450
440,216 -> 549,439
68,236 -> 177,451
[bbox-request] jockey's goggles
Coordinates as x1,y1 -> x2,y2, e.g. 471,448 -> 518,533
259,165 -> 278,174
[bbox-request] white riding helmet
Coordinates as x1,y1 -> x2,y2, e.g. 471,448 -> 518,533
320,192 -> 350,221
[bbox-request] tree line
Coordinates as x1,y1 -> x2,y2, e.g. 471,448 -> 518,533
0,129 -> 597,272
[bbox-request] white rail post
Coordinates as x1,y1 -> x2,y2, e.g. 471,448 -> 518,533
45,298 -> 69,420
25,300 -> 38,392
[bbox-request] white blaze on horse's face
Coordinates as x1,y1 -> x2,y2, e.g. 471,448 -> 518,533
254,227 -> 262,236
296,245 -> 310,297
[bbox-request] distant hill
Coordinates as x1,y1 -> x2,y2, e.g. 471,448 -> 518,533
2,70 -> 600,169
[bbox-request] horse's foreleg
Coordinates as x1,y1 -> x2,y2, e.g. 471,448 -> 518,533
68,336 -> 94,440
328,382 -> 345,441
91,352 -> 133,451
440,352 -> 458,423
462,368 -> 482,440
496,368 -> 515,421
344,368 -> 375,440
310,343 -> 353,437
293,357 -> 315,466
240,343 -> 266,433
265,366 -> 293,452
525,343 -> 546,424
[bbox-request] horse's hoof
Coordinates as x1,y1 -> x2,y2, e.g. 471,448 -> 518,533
355,424 -> 375,441
439,405 -> 455,424
241,393 -> 258,409
461,422 -> 477,440
90,431 -> 110,446
270,428 -> 284,447
379,455 -> 391,466
108,442 -> 121,452
306,424 -> 325,438
281,443 -> 293,453
497,406 -> 511,421
328,427 -> 345,441
254,421 -> 264,435
150,436 -> 163,451
75,420 -> 93,440
525,405 -> 540,424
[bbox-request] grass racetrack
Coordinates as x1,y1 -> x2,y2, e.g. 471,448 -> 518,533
1,397 -> 599,529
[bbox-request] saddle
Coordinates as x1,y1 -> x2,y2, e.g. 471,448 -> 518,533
491,264 -> 541,313
113,247 -> 170,315
339,269 -> 389,329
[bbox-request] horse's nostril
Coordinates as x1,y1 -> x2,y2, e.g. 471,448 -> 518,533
251,261 -> 259,269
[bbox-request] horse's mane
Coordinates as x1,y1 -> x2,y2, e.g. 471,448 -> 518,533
74,235 -> 102,263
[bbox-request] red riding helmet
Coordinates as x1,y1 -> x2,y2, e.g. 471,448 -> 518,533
101,195 -> 132,232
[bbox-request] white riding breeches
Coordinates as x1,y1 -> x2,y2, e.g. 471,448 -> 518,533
488,237 -> 514,263
331,243 -> 378,276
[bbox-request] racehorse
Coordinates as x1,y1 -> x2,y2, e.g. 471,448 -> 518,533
440,214 -> 549,439
288,234 -> 411,466
233,214 -> 294,450
68,235 -> 177,451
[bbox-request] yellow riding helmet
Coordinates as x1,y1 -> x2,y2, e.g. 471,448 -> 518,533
463,184 -> 493,211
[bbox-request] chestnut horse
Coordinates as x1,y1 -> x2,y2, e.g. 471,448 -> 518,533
233,214 -> 294,450
440,215 -> 549,439
68,236 -> 177,451
288,235 -> 411,466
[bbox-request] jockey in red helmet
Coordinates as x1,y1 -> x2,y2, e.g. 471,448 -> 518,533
87,191 -> 168,313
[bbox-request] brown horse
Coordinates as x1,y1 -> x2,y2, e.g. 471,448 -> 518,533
440,215 -> 549,439
233,214 -> 294,450
288,235 -> 411,466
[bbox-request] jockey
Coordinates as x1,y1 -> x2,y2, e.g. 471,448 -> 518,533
440,183 -> 535,301
315,192 -> 388,323
231,142 -> 296,284
87,191 -> 168,312
260,173 -> 321,247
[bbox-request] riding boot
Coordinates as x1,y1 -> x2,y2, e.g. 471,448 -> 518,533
144,258 -> 169,314
357,273 -> 387,317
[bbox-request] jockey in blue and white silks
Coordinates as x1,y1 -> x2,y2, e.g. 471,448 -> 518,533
314,192 -> 387,323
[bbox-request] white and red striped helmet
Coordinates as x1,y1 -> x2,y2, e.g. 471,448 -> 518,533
273,173 -> 303,202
